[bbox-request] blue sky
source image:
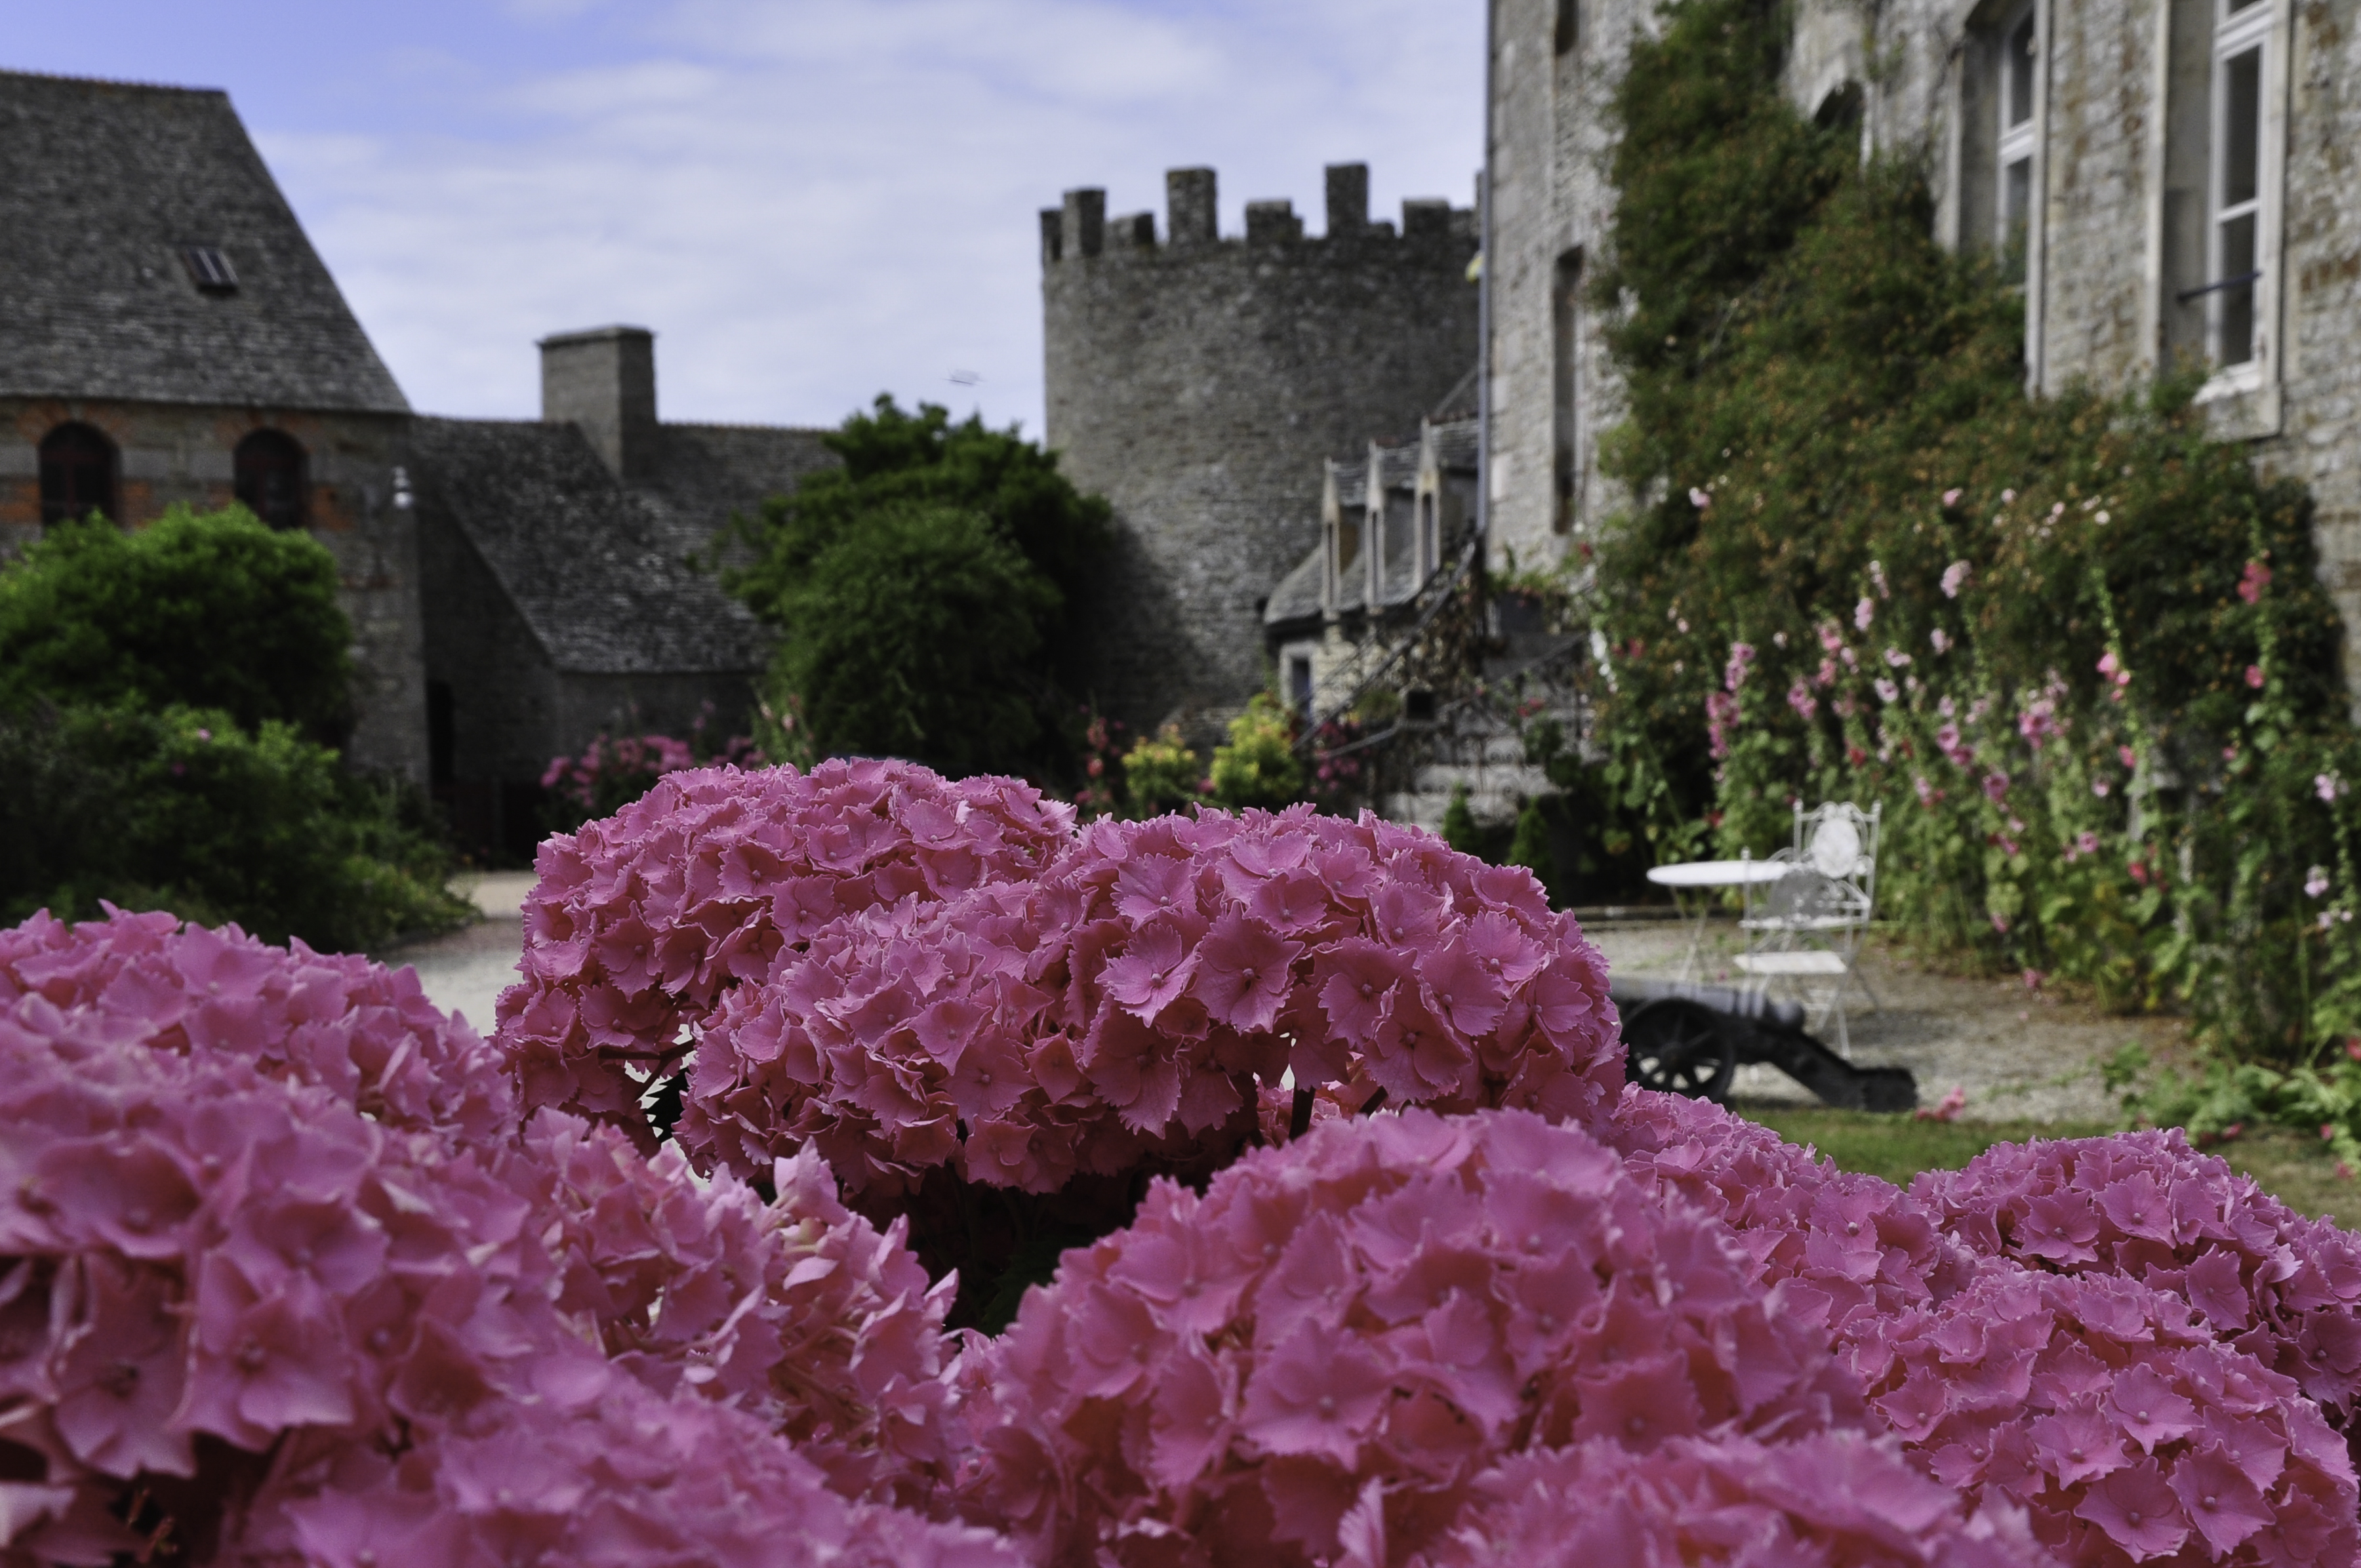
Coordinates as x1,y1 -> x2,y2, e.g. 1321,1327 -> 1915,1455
12,1 -> 1483,437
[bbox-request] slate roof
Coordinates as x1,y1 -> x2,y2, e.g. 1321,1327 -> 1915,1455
407,417 -> 834,675
1264,544 -> 1325,630
0,70 -> 407,412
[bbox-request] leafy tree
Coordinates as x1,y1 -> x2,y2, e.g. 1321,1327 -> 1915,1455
765,504 -> 1059,778
727,398 -> 1110,777
0,506 -> 353,742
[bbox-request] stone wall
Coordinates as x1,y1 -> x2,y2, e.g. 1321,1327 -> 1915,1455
1041,165 -> 1480,738
0,397 -> 427,781
1491,0 -> 2361,703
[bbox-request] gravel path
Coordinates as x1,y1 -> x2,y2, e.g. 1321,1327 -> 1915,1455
1586,917 -> 2184,1122
379,872 -> 536,1039
382,883 -> 2173,1126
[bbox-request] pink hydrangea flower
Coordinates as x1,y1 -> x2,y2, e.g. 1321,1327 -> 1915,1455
950,1108 -> 1867,1566
496,759 -> 1076,1140
1432,1432 -> 2051,1568
1915,1129 -> 2361,1485
678,807 -> 1622,1203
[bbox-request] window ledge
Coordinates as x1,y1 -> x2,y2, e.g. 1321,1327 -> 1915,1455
2196,368 -> 2282,441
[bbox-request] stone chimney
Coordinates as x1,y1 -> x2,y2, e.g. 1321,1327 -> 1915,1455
539,325 -> 656,481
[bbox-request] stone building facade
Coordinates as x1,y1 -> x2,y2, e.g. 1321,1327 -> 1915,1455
1040,163 -> 1482,740
1482,0 -> 2361,696
0,69 -> 424,778
1,71 -> 831,858
411,328 -> 832,860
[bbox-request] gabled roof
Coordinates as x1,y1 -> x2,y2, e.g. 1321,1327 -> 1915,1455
406,416 -> 833,676
0,70 -> 407,412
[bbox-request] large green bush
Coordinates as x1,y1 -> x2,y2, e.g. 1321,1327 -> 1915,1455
727,397 -> 1110,777
0,506 -> 354,742
1581,0 -> 2358,1063
0,702 -> 465,951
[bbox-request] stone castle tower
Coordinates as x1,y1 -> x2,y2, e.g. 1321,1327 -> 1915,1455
1041,163 -> 1480,738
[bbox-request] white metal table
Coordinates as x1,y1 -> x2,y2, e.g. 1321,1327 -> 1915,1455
1645,858 -> 1795,982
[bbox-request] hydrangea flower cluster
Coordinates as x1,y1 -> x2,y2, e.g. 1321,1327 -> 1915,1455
681,807 -> 1621,1201
0,911 -> 990,1565
1608,1088 -> 1982,1335
0,906 -> 515,1141
496,759 -> 1076,1136
1840,1267 -> 2358,1567
1432,1433 -> 2051,1568
1916,1132 -> 2361,1461
948,1108 -> 1866,1567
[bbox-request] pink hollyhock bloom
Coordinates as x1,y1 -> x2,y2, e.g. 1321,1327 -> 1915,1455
1983,771 -> 2011,803
1941,561 -> 1971,599
1855,597 -> 1876,632
1914,775 -> 1937,807
1931,628 -> 1951,653
2246,664 -> 2265,689
2318,772 -> 2345,803
2238,560 -> 2271,604
1788,680 -> 1819,722
1819,621 -> 1846,654
1943,487 -> 1966,506
2307,866 -> 2331,899
1689,487 -> 1712,510
1874,677 -> 1900,704
1870,561 -> 1891,599
1724,641 -> 1755,693
1885,646 -> 1912,668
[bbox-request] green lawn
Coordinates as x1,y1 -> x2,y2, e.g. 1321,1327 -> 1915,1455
1739,1106 -> 2361,1231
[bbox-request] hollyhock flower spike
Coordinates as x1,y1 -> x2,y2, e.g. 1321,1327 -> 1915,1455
950,1107 -> 1868,1567
1916,1129 -> 2361,1485
496,759 -> 1076,1140
1840,1266 -> 2356,1568
1430,1432 -> 2053,1568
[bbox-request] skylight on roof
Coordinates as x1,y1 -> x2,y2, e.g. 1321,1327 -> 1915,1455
179,245 -> 238,294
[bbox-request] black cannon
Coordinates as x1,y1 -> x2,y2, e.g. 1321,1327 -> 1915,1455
1609,978 -> 1917,1112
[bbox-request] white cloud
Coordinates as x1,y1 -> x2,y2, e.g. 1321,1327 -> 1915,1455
259,0 -> 1482,437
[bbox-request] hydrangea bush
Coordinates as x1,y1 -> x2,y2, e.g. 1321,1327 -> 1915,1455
680,806 -> 1621,1202
12,763 -> 2361,1568
0,910 -> 998,1565
1915,1131 -> 2361,1473
1840,1268 -> 2356,1567
1433,1433 -> 2053,1568
948,1108 -> 1866,1567
496,759 -> 1074,1138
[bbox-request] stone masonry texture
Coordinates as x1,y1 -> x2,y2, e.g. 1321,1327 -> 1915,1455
1042,165 -> 1480,737
1488,0 -> 2361,705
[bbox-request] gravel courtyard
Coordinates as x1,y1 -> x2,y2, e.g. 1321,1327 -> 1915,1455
385,880 -> 2177,1125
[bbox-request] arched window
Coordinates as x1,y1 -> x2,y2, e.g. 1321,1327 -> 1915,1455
39,422 -> 117,526
234,429 -> 308,529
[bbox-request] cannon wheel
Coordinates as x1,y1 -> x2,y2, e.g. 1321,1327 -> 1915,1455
1621,999 -> 1739,1103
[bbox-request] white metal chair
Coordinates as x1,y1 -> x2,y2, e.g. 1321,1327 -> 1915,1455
1734,801 -> 1881,1054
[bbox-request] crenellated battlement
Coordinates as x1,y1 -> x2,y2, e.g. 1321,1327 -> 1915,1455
1039,163 -> 1476,266
1039,158 -> 1480,736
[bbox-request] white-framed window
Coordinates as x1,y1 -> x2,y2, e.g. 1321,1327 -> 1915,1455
2203,0 -> 2272,386
1996,2 -> 2038,279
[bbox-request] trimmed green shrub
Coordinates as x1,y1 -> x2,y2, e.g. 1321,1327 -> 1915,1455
1208,693 -> 1305,811
761,503 -> 1059,778
0,703 -> 467,952
0,506 -> 353,742
727,397 -> 1110,777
